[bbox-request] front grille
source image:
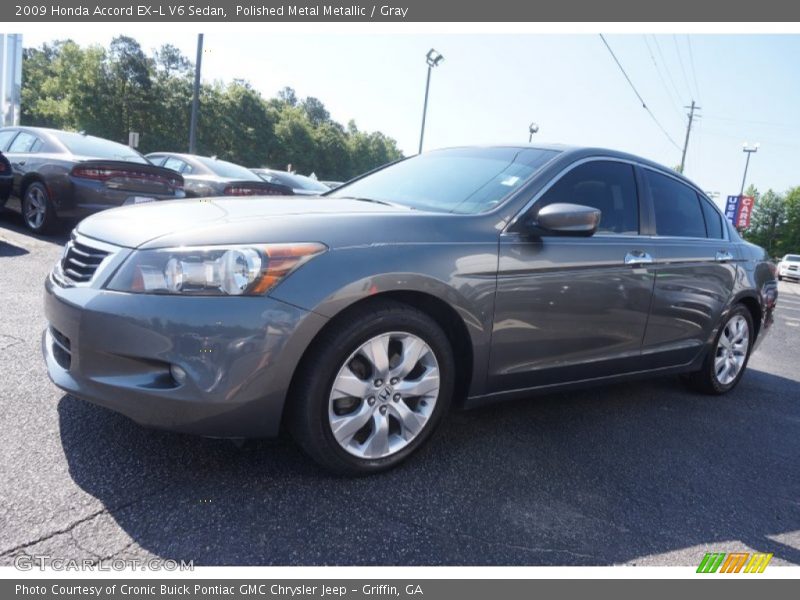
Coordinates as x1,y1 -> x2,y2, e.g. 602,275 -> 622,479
61,239 -> 110,283
50,327 -> 72,370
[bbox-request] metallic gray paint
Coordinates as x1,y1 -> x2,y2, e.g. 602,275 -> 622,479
42,145 -> 777,438
0,127 -> 185,220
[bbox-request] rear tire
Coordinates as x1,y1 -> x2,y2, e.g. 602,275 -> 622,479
288,300 -> 455,475
685,304 -> 754,395
22,181 -> 58,234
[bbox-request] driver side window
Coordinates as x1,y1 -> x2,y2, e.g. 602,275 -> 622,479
536,160 -> 640,235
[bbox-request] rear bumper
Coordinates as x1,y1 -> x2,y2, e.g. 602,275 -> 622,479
754,281 -> 778,351
42,276 -> 327,438
56,179 -> 186,218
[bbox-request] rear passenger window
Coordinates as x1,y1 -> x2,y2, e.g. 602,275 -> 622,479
536,161 -> 639,234
0,130 -> 17,150
7,132 -> 40,153
163,157 -> 186,173
646,170 -> 706,238
699,195 -> 724,239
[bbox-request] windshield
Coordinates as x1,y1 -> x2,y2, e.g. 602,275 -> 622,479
195,156 -> 261,180
785,255 -> 800,262
257,170 -> 329,192
54,131 -> 147,163
328,147 -> 559,213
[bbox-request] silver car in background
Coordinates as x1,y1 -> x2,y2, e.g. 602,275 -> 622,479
42,145 -> 777,474
251,168 -> 331,196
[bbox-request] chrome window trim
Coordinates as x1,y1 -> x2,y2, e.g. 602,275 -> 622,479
502,156 -> 644,236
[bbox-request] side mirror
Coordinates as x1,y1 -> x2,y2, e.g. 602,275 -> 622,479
530,203 -> 601,236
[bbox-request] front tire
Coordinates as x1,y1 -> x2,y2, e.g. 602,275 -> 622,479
288,300 -> 455,475
22,181 -> 58,234
686,305 -> 754,395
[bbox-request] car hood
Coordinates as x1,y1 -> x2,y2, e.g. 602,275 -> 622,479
76,196 -> 419,249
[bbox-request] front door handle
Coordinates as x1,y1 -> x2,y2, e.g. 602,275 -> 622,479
715,251 -> 734,262
625,250 -> 654,266
13,161 -> 25,167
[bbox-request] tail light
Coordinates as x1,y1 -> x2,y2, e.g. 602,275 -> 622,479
71,165 -> 183,190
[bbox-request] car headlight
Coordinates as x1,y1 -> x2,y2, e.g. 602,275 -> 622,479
107,243 -> 327,296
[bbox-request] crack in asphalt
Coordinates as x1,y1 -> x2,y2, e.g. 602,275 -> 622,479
0,488 -> 170,559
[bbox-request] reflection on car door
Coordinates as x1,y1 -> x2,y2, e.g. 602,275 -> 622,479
489,159 -> 656,393
639,168 -> 737,367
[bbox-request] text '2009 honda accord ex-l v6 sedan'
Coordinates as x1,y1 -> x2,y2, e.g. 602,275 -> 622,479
42,145 -> 778,474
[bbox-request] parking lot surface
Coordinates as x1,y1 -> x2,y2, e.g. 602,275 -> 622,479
1,214 -> 798,566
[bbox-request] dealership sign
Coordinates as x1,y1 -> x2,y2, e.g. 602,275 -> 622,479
724,195 -> 755,229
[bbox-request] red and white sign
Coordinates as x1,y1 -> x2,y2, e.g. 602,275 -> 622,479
736,195 -> 755,229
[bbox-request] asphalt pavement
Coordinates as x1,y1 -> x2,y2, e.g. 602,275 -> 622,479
1,212 -> 798,567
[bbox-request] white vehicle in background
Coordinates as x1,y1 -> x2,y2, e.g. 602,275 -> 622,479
777,254 -> 800,281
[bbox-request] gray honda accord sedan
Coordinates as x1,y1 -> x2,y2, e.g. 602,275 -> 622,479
42,145 -> 778,474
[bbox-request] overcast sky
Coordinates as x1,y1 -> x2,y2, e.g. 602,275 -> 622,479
19,31 -> 800,209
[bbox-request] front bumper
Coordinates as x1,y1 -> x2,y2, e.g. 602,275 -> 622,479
43,276 -> 327,438
779,266 -> 800,279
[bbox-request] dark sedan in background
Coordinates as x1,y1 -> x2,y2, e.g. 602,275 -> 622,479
251,168 -> 330,196
0,151 -> 12,204
146,153 -> 293,198
42,145 -> 777,475
0,127 -> 185,234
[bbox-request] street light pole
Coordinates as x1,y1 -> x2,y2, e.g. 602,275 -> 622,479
189,33 -> 204,154
418,49 -> 444,154
739,143 -> 759,196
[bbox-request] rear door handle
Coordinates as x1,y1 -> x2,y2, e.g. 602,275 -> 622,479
715,251 -> 734,262
13,161 -> 25,167
625,250 -> 654,265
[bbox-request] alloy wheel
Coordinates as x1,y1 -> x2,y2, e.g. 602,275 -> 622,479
713,314 -> 749,385
328,331 -> 440,459
24,185 -> 47,230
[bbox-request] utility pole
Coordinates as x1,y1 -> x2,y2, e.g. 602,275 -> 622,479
679,100 -> 699,174
189,33 -> 204,154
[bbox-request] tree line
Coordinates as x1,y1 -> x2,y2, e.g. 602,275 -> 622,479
742,184 -> 800,258
20,36 -> 404,180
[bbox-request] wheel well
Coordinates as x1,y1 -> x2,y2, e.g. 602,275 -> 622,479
737,295 -> 762,339
285,291 -> 475,425
19,174 -> 46,199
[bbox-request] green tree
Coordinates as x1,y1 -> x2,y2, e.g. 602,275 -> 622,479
301,96 -> 330,127
782,187 -> 800,255
20,38 -> 403,180
743,188 -> 786,256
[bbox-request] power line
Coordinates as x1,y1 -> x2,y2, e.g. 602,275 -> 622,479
652,35 -> 684,105
672,35 -> 694,100
703,115 -> 800,128
686,35 -> 702,102
642,35 -> 684,120
598,34 -> 682,151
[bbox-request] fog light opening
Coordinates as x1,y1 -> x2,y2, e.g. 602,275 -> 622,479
170,364 -> 187,385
